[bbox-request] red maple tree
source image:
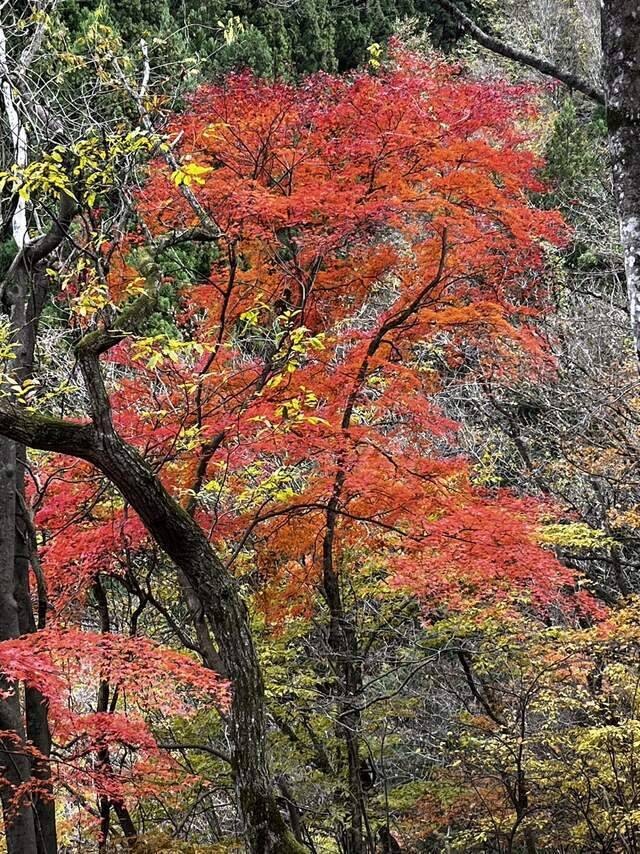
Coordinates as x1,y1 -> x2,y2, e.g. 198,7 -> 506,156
0,45 -> 599,848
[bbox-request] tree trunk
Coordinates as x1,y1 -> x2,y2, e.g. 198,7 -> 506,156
5,259 -> 58,854
93,578 -> 138,850
323,495 -> 367,854
15,445 -> 57,854
0,198 -> 301,851
85,432 -> 303,854
0,439 -> 38,854
176,565 -> 227,674
601,1 -> 640,361
0,375 -> 302,853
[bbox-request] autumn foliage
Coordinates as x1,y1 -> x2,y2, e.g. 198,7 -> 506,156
107,47 -> 579,614
0,46 -> 606,848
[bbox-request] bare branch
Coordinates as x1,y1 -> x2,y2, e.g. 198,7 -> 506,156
158,743 -> 231,764
0,23 -> 30,248
433,0 -> 604,105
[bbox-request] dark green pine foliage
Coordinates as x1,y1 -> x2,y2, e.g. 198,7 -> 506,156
59,0 -> 484,77
540,98 -> 611,277
61,0 -> 174,44
330,0 -> 472,70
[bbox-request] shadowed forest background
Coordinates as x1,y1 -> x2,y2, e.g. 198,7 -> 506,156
1,1 -> 640,852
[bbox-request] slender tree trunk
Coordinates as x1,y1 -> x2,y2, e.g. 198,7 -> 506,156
323,495 -> 366,854
601,1 -> 640,361
316,237 -> 448,854
176,565 -> 227,674
517,775 -> 537,854
93,579 -> 138,850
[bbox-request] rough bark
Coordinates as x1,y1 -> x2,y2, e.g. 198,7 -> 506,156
0,187 -> 81,852
0,261 -> 55,854
601,1 -> 640,361
0,238 -> 67,854
14,484 -> 56,854
0,160 -> 299,851
74,267 -> 306,850
176,565 -> 227,674
0,440 -> 38,854
11,263 -> 58,854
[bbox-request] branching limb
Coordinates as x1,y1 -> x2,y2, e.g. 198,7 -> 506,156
0,406 -> 97,460
158,743 -> 232,764
0,24 -> 30,248
112,41 -> 222,238
74,254 -> 160,437
433,0 -> 604,105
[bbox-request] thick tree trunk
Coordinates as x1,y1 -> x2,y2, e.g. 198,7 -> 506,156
15,445 -> 57,854
0,692 -> 39,854
0,172 -> 73,851
82,431 -> 302,854
0,260 -> 40,854
5,260 -> 57,854
0,439 -> 38,854
601,1 -> 640,361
